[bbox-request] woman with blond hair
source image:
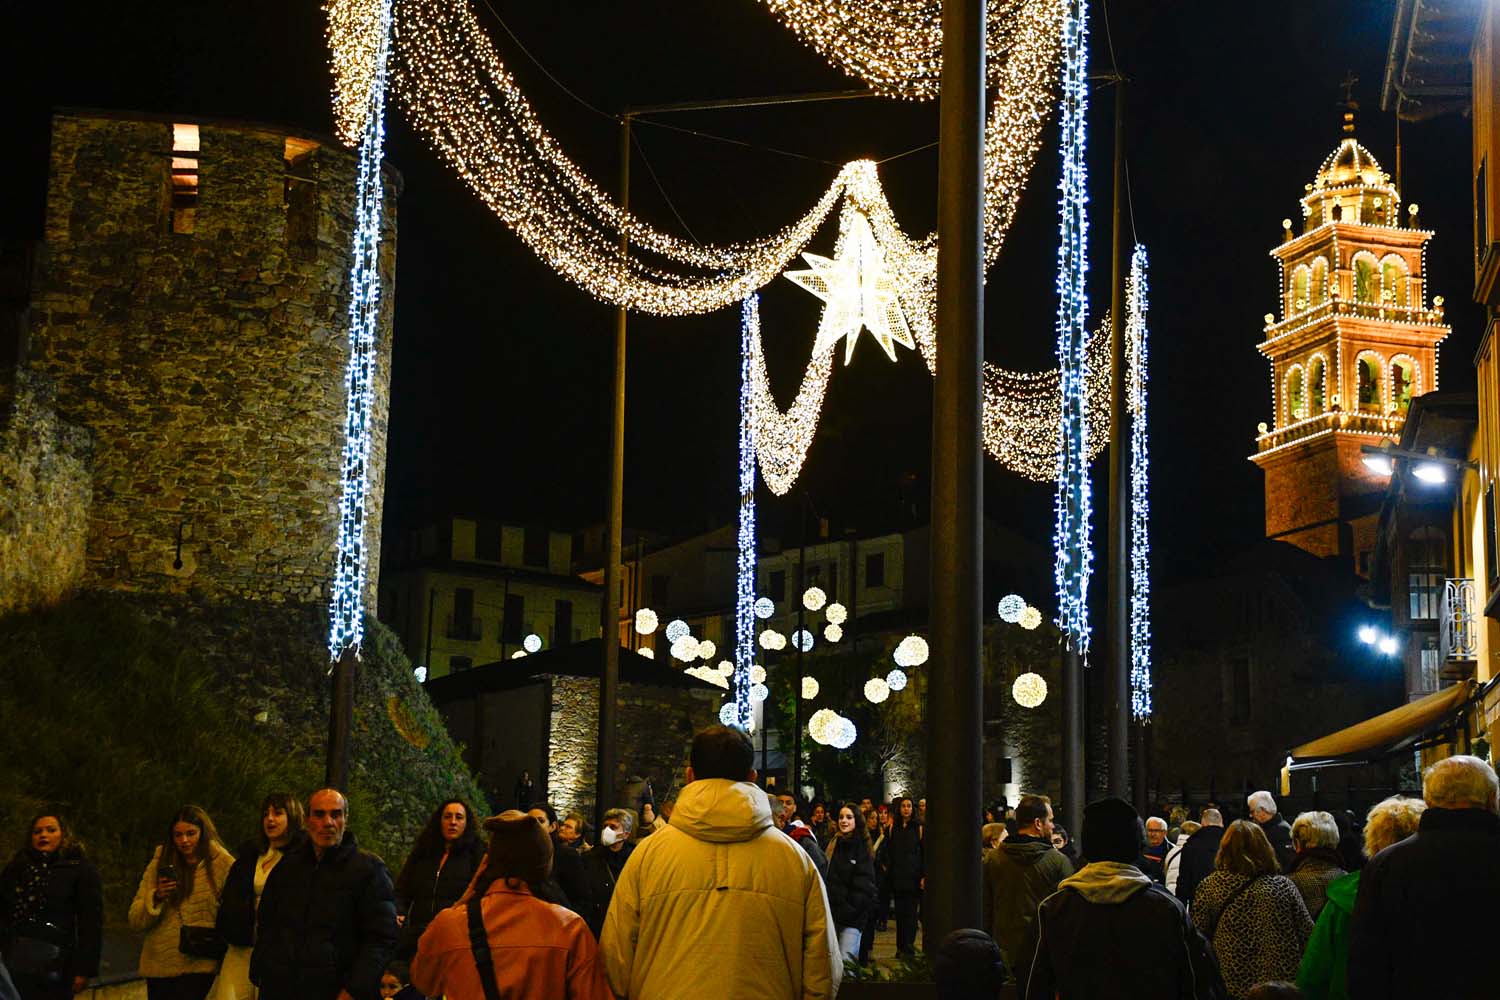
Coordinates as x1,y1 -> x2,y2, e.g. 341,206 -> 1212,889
1296,796 -> 1426,1000
129,806 -> 235,1000
1189,819 -> 1312,999
1286,811 -> 1346,919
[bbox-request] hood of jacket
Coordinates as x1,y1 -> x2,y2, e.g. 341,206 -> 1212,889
1323,869 -> 1360,914
1057,861 -> 1153,904
669,779 -> 772,844
999,835 -> 1056,866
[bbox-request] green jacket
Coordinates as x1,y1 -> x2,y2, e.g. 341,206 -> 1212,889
1296,869 -> 1359,1000
982,836 -> 1072,980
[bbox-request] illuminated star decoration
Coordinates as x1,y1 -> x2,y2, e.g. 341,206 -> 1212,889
784,210 -> 915,365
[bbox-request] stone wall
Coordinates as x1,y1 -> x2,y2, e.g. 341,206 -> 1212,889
546,675 -> 721,819
26,111 -> 396,608
0,369 -> 92,615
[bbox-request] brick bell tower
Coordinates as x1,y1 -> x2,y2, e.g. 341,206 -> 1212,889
1251,108 -> 1449,576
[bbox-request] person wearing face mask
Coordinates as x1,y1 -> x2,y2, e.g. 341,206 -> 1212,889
392,800 -> 484,959
577,810 -> 635,940
824,805 -> 877,965
0,813 -> 103,1000
129,806 -> 235,1000
209,795 -> 305,1000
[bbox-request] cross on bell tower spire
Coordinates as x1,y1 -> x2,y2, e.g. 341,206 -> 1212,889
1339,72 -> 1360,135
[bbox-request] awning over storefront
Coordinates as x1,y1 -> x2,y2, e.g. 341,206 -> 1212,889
1286,679 -> 1477,772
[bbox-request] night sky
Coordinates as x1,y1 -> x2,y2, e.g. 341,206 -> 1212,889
3,2 -> 1482,592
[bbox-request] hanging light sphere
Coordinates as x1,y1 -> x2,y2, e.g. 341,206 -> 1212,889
750,664 -> 768,685
759,629 -> 786,651
638,647 -> 655,660
717,660 -> 735,677
1020,606 -> 1043,630
665,619 -> 690,642
831,717 -> 858,750
792,629 -> 815,652
864,677 -> 891,703
510,650 -> 527,659
1013,672 -> 1048,708
825,602 -> 848,625
802,586 -> 827,611
634,608 -> 659,635
750,682 -> 770,703
801,676 -> 820,699
523,633 -> 543,653
413,666 -> 428,683
893,635 -> 929,668
671,635 -> 700,662
698,639 -> 716,660
808,708 -> 838,744
824,623 -> 843,642
886,668 -> 908,691
754,597 -> 776,620
998,594 -> 1027,623
719,702 -> 738,726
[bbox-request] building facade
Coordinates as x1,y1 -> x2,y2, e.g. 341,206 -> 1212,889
1252,123 -> 1450,575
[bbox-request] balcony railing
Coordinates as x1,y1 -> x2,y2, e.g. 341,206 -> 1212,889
1254,410 -> 1402,456
1441,578 -> 1477,662
446,615 -> 482,641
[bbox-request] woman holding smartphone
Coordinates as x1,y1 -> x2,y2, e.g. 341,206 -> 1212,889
128,806 -> 234,1000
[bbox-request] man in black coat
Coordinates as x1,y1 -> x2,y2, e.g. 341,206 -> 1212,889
252,789 -> 398,1000
1348,755 -> 1500,1000
1247,790 -> 1295,872
1026,798 -> 1223,1000
526,804 -> 586,912
577,809 -> 636,939
1172,808 -> 1225,907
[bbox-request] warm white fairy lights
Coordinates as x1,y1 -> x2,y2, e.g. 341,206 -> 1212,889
635,608 -> 659,635
735,298 -> 758,731
893,635 -> 929,668
1013,672 -> 1048,708
864,677 -> 891,704
825,602 -> 848,625
750,664 -> 768,685
802,586 -> 828,612
670,635 -> 700,662
786,213 -> 916,365
759,629 -> 787,652
511,650 -> 527,660
886,668 -> 908,691
824,623 -> 844,642
802,676 -> 821,699
698,640 -> 717,660
998,594 -> 1027,623
809,708 -> 857,748
1051,0 -> 1092,655
1019,606 -> 1043,630
326,0 -> 392,661
639,647 -> 655,660
1127,244 -> 1153,721
718,660 -> 736,677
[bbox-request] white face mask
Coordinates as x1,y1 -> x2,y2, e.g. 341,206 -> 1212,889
601,826 -> 620,846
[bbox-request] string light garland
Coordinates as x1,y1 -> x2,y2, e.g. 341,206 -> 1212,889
734,297 -> 758,731
326,0 -> 393,661
1127,244 -> 1153,721
1051,0 -> 1092,655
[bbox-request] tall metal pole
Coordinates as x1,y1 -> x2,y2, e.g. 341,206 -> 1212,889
793,504 -> 806,795
1107,79 -> 1130,801
1062,648 -> 1084,837
927,0 -> 985,944
595,116 -> 629,836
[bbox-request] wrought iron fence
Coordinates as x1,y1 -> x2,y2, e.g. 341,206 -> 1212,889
1441,578 -> 1477,662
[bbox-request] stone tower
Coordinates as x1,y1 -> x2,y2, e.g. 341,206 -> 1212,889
24,109 -> 398,608
1252,122 -> 1449,575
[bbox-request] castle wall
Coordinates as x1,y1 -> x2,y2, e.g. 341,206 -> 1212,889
26,113 -> 397,608
0,371 -> 93,615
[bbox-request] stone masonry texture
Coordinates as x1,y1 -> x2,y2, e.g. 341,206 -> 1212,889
25,112 -> 397,608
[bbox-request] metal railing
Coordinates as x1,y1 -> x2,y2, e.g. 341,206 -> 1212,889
1441,578 -> 1477,662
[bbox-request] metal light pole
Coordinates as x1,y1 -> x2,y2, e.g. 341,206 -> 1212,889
1107,78 -> 1130,802
926,0 -> 986,944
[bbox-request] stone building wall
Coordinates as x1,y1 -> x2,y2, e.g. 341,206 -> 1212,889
546,675 -> 721,819
25,111 -> 397,608
0,370 -> 93,615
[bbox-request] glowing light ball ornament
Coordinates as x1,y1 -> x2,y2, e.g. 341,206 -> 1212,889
1020,606 -> 1043,630
1013,672 -> 1048,708
718,660 -> 735,677
634,608 -> 659,635
665,619 -> 690,642
808,708 -> 839,744
751,682 -> 770,703
719,702 -> 738,726
511,650 -> 527,659
523,634 -> 543,653
831,717 -> 858,750
754,598 -> 776,620
698,640 -> 716,660
792,629 -> 815,652
864,677 -> 890,703
998,594 -> 1027,623
750,665 -> 768,684
802,586 -> 827,611
824,623 -> 843,642
825,602 -> 848,625
802,676 -> 820,699
413,666 -> 427,682
893,635 -> 929,668
759,629 -> 787,651
671,635 -> 700,662
886,668 -> 907,691
639,647 -> 655,660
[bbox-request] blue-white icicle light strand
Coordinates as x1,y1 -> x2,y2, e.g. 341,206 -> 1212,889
735,296 -> 760,730
328,0 -> 393,660
1052,0 -> 1092,654
1127,244 -> 1152,720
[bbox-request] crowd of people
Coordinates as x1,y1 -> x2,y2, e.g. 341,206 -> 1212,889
2,732 -> 1498,999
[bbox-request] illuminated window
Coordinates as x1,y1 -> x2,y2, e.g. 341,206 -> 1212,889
1310,258 -> 1328,305
1392,357 -> 1417,414
170,123 -> 200,234
1382,256 -> 1408,307
1358,356 -> 1383,412
1355,257 -> 1377,302
1285,365 -> 1306,421
1291,267 -> 1310,312
1308,356 -> 1327,412
1408,527 -> 1446,621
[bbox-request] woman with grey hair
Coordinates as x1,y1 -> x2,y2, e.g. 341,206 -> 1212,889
577,809 -> 635,938
1286,811 -> 1345,919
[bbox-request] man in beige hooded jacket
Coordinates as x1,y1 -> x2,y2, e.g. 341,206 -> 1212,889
600,726 -> 841,999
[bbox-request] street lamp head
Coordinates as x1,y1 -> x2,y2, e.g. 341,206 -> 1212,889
1358,625 -> 1378,645
1412,462 -> 1448,485
1362,454 -> 1394,477
1378,636 -> 1399,656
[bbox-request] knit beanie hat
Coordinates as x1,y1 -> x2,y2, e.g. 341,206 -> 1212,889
1081,797 -> 1142,864
933,928 -> 1005,999
481,810 -> 553,886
